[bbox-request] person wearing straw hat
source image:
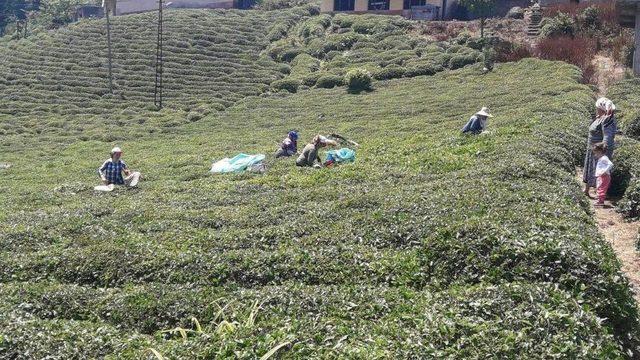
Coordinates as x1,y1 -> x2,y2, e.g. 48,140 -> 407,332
582,97 -> 617,197
462,107 -> 493,135
98,147 -> 141,187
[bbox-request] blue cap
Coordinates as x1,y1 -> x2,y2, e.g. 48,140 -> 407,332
288,131 -> 299,140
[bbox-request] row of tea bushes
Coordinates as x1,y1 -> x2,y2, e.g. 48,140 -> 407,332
0,7 -> 316,144
0,282 -> 624,358
265,13 -> 483,91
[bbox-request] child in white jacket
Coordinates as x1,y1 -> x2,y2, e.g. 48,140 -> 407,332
593,142 -> 613,206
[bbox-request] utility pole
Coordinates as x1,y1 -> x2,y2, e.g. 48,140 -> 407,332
154,0 -> 164,109
103,0 -> 115,94
105,7 -> 113,94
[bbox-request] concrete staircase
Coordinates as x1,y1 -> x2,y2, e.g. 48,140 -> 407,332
527,7 -> 543,37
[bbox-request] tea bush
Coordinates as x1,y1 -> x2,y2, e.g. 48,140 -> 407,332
262,13 -> 482,89
344,68 -> 372,91
607,78 -> 640,136
449,53 -> 480,69
540,13 -> 576,38
373,64 -> 406,80
315,74 -> 343,88
271,78 -> 301,93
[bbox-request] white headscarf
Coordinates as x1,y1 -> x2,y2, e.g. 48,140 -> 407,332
596,97 -> 616,113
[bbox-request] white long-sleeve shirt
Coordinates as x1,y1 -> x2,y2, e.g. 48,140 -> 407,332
595,155 -> 613,177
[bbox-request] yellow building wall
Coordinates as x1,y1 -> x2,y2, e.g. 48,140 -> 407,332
321,0 -> 333,12
389,0 -> 403,11
355,0 -> 368,11
319,0 -> 444,15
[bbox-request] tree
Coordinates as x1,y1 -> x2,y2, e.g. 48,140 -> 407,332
0,0 -> 40,37
458,0 -> 497,38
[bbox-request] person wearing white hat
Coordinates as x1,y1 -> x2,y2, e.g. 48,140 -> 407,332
582,97 -> 617,197
462,107 -> 493,135
98,147 -> 141,187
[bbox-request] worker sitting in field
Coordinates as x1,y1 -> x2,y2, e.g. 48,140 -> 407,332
461,107 -> 493,135
296,135 -> 338,168
98,147 -> 141,187
275,131 -> 299,158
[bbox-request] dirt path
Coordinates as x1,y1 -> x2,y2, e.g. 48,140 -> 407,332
576,168 -> 640,303
592,55 -> 626,96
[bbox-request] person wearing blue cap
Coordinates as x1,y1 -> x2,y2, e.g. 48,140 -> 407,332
275,131 -> 299,158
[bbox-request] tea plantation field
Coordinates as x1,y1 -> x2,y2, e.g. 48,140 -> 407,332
0,7 -> 315,142
0,6 -> 487,149
2,53 -> 640,358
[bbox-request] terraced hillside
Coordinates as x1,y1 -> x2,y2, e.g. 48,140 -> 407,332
0,7 -> 491,149
1,57 -> 640,358
0,7 -> 314,141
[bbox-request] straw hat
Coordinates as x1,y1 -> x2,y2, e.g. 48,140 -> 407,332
476,107 -> 493,118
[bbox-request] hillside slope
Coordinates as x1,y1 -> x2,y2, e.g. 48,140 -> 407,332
1,58 -> 639,358
0,7 -> 314,141
0,7 -> 491,148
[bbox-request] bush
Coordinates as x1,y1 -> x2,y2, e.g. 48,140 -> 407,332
332,13 -> 355,28
186,112 -> 203,122
344,68 -> 372,91
267,22 -> 290,42
494,40 -> 532,63
300,72 -> 321,87
535,36 -> 596,84
271,78 -> 301,93
404,63 -> 440,77
290,53 -> 321,77
540,13 -> 576,38
448,54 -> 478,70
483,46 -> 496,71
267,39 -> 298,60
623,110 -> 640,138
298,14 -> 332,39
466,37 -> 489,51
580,6 -> 601,31
315,74 -> 343,88
373,64 -> 406,80
618,179 -> 640,219
608,139 -> 639,197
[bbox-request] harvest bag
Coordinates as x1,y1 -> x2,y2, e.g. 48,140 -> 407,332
325,148 -> 356,163
210,154 -> 266,173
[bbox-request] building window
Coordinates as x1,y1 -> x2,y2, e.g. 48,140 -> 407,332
334,0 -> 355,11
403,0 -> 426,9
368,0 -> 389,10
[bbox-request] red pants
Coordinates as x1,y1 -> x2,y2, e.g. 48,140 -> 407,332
596,174 -> 611,203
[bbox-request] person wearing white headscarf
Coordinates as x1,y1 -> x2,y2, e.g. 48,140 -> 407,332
582,97 -> 617,197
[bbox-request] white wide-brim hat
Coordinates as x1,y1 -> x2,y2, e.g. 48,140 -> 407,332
476,107 -> 493,117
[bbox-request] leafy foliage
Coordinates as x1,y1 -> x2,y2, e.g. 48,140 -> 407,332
457,0 -> 497,37
264,13 -> 482,88
344,68 -> 372,91
540,13 -> 575,38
